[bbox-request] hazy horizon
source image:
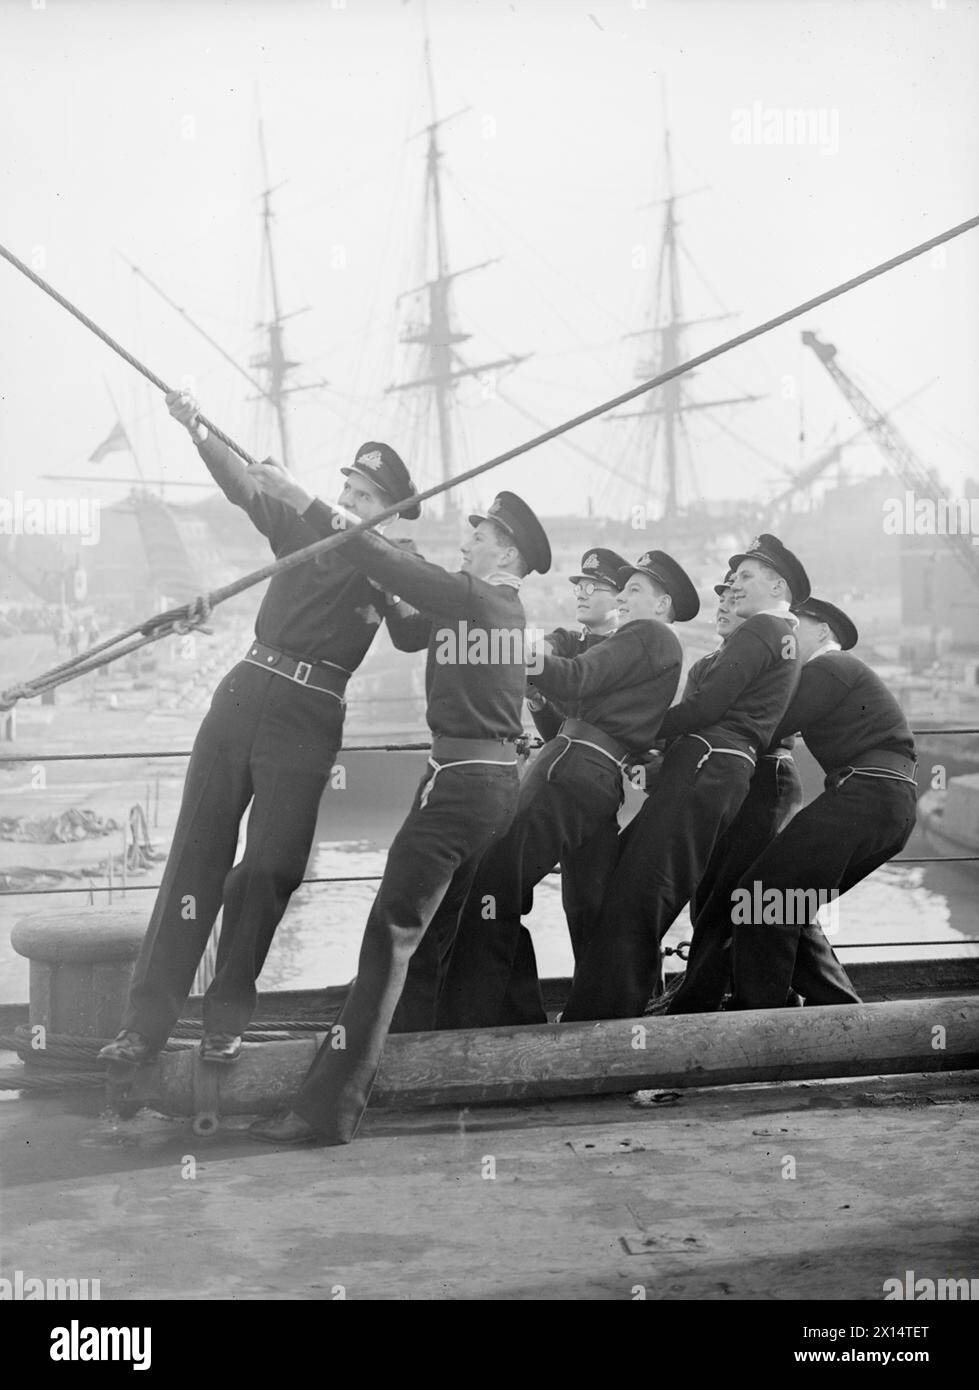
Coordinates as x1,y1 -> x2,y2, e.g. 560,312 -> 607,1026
2,0 -> 978,526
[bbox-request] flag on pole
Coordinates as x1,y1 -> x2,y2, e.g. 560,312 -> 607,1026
88,418 -> 131,463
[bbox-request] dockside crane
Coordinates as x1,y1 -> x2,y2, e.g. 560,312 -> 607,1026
801,331 -> 979,586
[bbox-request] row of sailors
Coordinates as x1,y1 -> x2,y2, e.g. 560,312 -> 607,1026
99,405 -> 918,1147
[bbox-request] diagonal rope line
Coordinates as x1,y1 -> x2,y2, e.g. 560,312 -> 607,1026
0,243 -> 261,467
2,213 -> 978,707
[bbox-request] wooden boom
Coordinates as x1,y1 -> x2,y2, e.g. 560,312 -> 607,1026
132,994 -> 979,1124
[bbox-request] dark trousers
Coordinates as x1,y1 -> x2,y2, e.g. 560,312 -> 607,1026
731,774 -> 917,1008
561,817 -> 622,964
122,662 -> 342,1044
561,736 -> 755,1021
293,759 -> 519,1143
435,739 -> 623,1030
667,756 -> 805,1013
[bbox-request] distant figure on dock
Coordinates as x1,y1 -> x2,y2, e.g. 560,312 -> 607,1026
245,479 -> 551,1146
729,598 -> 917,1009
664,570 -> 805,1013
435,548 -> 695,1030
98,390 -> 422,1071
561,534 -> 808,1021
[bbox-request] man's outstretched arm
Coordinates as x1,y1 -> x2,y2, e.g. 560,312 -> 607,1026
246,460 -> 491,620
166,390 -> 297,551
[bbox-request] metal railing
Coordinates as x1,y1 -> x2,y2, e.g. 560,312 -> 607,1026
2,730 -> 978,953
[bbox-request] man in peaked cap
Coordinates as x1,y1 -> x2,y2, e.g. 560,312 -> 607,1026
435,548 -> 694,1030
562,533 -> 807,1022
340,441 -> 422,521
663,570 -> 805,1013
99,392 -> 422,1072
730,597 -> 916,1009
242,475 -> 550,1143
524,547 -> 628,963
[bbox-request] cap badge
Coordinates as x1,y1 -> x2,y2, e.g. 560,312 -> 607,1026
583,553 -> 600,570
639,552 -> 653,568
356,450 -> 383,471
747,536 -> 763,552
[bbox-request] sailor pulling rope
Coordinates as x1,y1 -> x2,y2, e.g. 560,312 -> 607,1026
1,210 -> 979,711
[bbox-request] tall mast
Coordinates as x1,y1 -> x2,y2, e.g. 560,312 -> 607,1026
657,123 -> 682,518
387,34 -> 529,516
251,114 -> 303,472
609,86 -> 757,519
424,40 -> 457,503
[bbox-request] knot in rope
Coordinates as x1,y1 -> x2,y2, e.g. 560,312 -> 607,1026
0,685 -> 32,713
140,594 -> 213,639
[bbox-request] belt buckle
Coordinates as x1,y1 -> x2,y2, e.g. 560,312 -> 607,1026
293,661 -> 313,685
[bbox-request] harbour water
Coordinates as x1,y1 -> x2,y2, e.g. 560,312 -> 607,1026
3,757 -> 975,1010
254,822 -> 979,998
1,629 -> 977,1010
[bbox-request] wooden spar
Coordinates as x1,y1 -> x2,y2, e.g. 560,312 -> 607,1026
134,994 -> 979,1118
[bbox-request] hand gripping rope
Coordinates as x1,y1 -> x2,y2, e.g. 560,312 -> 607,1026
2,213 -> 978,709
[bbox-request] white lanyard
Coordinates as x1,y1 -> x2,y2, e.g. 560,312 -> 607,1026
419,755 -> 517,809
690,734 -> 756,773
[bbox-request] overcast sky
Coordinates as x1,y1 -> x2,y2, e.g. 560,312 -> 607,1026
1,0 -> 977,522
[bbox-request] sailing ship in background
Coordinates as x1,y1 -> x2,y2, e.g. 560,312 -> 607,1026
2,34 -> 978,804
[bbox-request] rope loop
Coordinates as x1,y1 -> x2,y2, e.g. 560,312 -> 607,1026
141,593 -> 214,639
0,684 -> 31,713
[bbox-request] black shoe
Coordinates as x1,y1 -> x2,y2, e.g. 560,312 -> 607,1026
199,1032 -> 243,1065
248,1111 -> 319,1144
97,1030 -> 159,1065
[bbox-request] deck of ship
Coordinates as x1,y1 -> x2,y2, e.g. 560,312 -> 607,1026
2,1069 -> 976,1301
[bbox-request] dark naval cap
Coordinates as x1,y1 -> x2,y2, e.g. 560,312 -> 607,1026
728,532 -> 811,605
343,441 -> 421,521
618,550 -> 700,622
792,597 -> 858,651
713,569 -> 737,598
468,491 -> 552,574
569,548 -> 628,590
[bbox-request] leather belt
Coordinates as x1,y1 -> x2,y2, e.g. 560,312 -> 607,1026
827,747 -> 918,790
419,739 -> 517,809
429,736 -> 518,764
243,642 -> 350,701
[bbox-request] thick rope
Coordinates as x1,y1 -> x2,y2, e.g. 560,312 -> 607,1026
2,213 -> 978,710
0,243 -> 259,466
0,596 -> 215,710
0,1068 -> 103,1093
186,213 -> 979,610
